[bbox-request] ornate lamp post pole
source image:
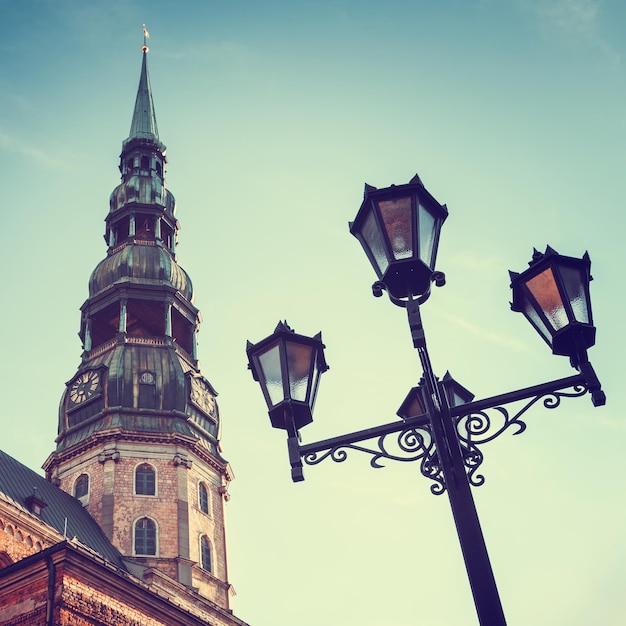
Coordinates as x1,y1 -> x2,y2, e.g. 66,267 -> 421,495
246,174 -> 605,626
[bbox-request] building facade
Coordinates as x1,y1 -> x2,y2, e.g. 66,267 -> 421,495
0,45 -> 249,626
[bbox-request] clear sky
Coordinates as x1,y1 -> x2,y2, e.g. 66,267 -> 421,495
1,1 -> 624,625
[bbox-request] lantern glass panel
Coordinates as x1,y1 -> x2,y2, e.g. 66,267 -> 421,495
361,208 -> 389,275
397,386 -> 426,420
286,341 -> 313,402
310,356 -> 321,411
378,196 -> 413,260
406,394 -> 426,418
560,265 -> 590,323
526,268 -> 568,331
418,203 -> 437,268
447,389 -> 465,408
522,293 -> 552,343
257,342 -> 283,407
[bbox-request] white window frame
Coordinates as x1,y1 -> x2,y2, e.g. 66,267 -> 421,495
198,481 -> 211,516
74,473 -> 90,506
132,515 -> 159,557
134,462 -> 158,497
199,534 -> 212,572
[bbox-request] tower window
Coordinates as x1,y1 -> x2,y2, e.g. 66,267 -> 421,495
164,228 -> 172,251
89,302 -> 119,349
172,308 -> 194,356
74,474 -> 90,504
199,482 -> 209,514
200,535 -> 212,572
140,156 -> 150,170
126,299 -> 165,338
113,216 -> 130,245
135,214 -> 153,239
135,463 -> 156,496
134,517 -> 157,555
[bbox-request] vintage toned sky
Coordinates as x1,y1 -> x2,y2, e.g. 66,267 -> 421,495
1,1 -> 624,625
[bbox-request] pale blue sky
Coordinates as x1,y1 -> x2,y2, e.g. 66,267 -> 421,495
1,1 -> 624,625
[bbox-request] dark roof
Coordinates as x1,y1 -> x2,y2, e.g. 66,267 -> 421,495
0,449 -> 125,569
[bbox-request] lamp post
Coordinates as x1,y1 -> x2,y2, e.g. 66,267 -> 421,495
246,174 -> 605,626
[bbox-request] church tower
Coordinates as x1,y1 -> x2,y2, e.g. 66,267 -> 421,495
43,45 -> 234,609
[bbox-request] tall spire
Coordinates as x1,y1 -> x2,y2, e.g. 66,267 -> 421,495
44,41 -> 237,610
127,48 -> 159,142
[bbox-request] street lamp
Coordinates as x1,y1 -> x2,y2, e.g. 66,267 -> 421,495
245,321 -> 328,434
246,174 -> 605,626
397,371 -> 475,420
348,173 -> 448,301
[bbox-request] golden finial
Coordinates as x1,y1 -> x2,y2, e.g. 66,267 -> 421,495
142,24 -> 150,53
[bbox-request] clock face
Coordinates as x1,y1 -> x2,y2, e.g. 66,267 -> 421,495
69,370 -> 101,406
190,377 -> 216,416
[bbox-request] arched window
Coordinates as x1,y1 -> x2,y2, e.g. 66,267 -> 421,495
134,517 -> 157,555
0,552 -> 13,569
74,474 -> 89,502
135,463 -> 156,495
199,482 -> 209,514
200,535 -> 212,572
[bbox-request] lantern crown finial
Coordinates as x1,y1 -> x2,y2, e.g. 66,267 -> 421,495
363,183 -> 377,198
274,320 -> 294,334
528,245 -> 559,267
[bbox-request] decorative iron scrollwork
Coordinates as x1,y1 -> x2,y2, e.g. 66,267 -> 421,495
299,382 -> 589,494
303,426 -> 434,468
456,384 -> 587,487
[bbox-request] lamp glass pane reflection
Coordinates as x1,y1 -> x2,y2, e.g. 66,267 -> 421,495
525,268 -> 568,331
257,342 -> 283,406
418,203 -> 437,268
286,341 -> 313,402
560,265 -> 590,323
378,196 -> 413,260
362,209 -> 389,276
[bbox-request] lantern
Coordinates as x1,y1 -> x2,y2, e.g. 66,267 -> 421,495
349,174 -> 448,300
246,321 -> 328,433
510,246 -> 595,364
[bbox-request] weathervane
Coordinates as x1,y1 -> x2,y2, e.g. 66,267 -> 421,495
142,24 -> 150,53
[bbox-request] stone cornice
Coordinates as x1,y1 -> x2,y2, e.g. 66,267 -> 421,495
44,430 -> 231,479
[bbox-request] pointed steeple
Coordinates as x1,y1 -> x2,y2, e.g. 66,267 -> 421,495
44,43 -> 237,609
127,49 -> 159,143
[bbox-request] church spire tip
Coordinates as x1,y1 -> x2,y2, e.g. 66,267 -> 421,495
142,24 -> 150,53
125,28 -> 160,146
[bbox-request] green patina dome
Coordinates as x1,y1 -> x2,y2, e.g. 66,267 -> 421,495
89,244 -> 194,302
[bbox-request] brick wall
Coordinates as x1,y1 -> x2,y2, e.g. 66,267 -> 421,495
47,438 -> 233,608
0,517 -> 48,568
